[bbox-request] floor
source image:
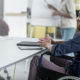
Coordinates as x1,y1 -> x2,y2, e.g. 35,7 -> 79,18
0,59 -> 31,80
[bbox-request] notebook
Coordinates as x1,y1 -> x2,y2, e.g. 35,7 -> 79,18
17,41 -> 43,50
17,41 -> 40,46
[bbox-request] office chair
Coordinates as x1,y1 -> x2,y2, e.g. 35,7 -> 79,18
37,51 -> 80,80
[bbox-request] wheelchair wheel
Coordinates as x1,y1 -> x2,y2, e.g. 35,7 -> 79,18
58,76 -> 79,80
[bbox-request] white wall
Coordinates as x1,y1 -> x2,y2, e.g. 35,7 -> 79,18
31,0 -> 61,26
4,0 -> 27,13
27,0 -> 33,8
4,0 -> 27,37
4,16 -> 27,37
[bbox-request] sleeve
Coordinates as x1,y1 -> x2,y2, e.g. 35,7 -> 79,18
66,0 -> 76,18
51,33 -> 80,56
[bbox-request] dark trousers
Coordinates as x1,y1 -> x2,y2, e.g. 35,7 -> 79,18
28,56 -> 69,80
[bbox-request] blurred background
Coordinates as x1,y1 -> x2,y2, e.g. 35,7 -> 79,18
0,0 -> 80,80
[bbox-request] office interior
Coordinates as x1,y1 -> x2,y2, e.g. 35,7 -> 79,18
0,0 -> 80,80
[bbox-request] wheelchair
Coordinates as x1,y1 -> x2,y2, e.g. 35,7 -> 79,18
36,50 -> 80,80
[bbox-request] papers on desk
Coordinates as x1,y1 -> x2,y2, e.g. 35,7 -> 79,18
18,46 -> 43,50
17,41 -> 43,50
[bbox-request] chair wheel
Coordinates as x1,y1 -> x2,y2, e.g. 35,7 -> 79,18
58,76 -> 79,80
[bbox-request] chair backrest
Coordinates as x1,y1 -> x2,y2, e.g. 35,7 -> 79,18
0,19 -> 9,36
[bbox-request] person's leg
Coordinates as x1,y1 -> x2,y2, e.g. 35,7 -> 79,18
28,56 -> 40,80
28,56 -> 66,80
61,28 -> 76,40
50,56 -> 70,67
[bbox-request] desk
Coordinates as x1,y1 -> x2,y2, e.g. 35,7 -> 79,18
0,37 -> 45,71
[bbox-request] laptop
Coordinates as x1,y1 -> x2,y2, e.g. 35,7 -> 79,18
17,41 -> 40,46
17,41 -> 43,50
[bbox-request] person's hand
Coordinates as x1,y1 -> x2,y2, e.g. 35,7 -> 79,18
45,34 -> 52,43
38,34 -> 52,51
44,34 -> 55,44
51,10 -> 61,16
48,4 -> 57,11
48,4 -> 54,9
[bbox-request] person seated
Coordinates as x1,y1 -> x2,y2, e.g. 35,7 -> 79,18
28,16 -> 80,80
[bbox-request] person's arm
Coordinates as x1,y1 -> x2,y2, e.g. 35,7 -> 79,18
39,33 -> 80,56
48,4 -> 72,18
48,0 -> 75,18
48,4 -> 57,11
51,34 -> 80,56
65,0 -> 76,19
57,0 -> 76,18
50,8 -> 72,18
38,34 -> 65,51
52,11 -> 72,18
47,40 -> 65,52
51,40 -> 65,44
